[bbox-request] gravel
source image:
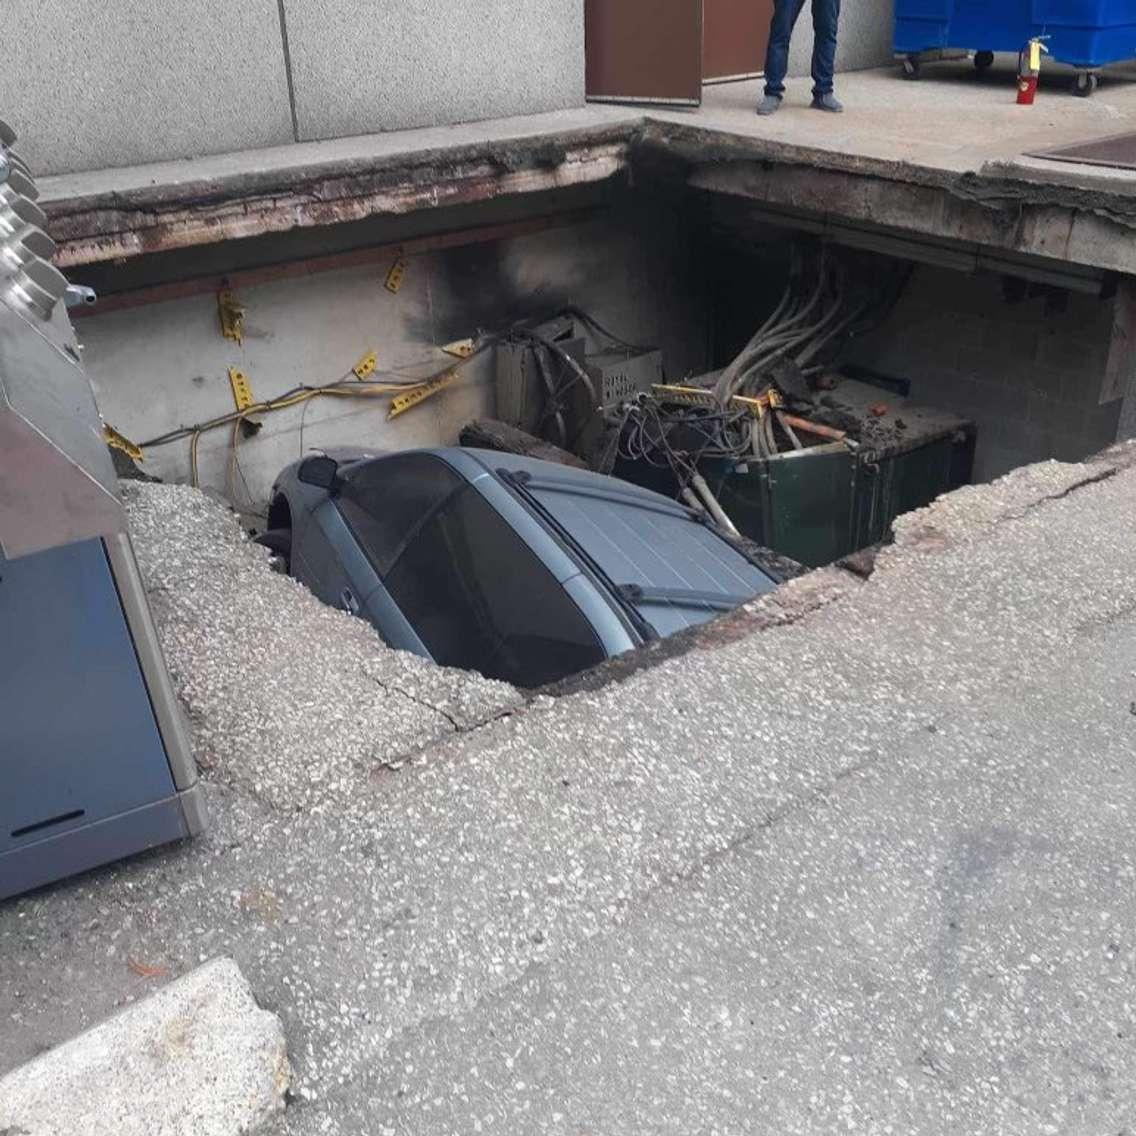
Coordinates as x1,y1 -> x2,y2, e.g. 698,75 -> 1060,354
121,482 -> 521,814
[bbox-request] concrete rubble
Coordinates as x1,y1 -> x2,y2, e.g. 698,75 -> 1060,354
122,482 -> 522,813
0,957 -> 289,1136
2,444 -> 1136,1133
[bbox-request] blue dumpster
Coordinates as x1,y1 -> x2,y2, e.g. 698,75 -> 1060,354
894,0 -> 1136,93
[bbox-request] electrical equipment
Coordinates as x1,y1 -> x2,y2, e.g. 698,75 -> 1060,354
585,348 -> 664,409
0,117 -> 204,902
495,314 -> 661,462
495,316 -> 585,436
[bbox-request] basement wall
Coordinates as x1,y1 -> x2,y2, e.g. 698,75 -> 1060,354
80,204 -> 705,511
0,0 -> 585,176
845,266 -> 1122,482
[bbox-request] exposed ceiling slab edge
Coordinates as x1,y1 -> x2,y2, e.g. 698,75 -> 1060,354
37,118 -> 1136,278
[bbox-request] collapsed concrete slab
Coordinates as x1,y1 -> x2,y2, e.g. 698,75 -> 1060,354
0,957 -> 290,1136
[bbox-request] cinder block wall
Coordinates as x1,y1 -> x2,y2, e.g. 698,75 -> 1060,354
789,0 -> 895,80
0,0 -> 585,176
846,266 -> 1122,482
79,203 -> 705,508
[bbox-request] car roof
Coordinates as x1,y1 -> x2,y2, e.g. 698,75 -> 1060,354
460,449 -> 776,637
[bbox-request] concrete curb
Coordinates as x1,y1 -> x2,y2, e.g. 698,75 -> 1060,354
0,957 -> 290,1136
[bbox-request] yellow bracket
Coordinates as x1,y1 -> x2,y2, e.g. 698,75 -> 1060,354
652,383 -> 716,408
388,370 -> 458,420
217,289 -> 245,345
442,338 -> 475,359
353,350 -> 378,380
651,383 -> 778,417
104,423 -> 144,462
228,366 -> 255,412
385,254 -> 408,294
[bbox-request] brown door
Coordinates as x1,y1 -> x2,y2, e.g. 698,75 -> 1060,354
585,0 -> 702,106
703,0 -> 773,82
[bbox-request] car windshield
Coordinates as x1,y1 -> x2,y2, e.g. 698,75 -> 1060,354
336,453 -> 464,575
339,461 -> 607,687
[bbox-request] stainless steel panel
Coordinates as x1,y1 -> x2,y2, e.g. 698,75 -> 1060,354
104,533 -> 202,812
0,300 -> 124,558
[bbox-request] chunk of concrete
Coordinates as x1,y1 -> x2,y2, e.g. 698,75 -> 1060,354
0,958 -> 290,1135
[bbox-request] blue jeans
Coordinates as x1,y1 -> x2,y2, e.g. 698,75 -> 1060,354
763,0 -> 841,98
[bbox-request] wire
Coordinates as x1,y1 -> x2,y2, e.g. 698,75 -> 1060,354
556,306 -> 653,354
189,430 -> 202,488
139,345 -> 497,452
609,246 -> 912,497
298,389 -> 314,459
155,307 -> 645,476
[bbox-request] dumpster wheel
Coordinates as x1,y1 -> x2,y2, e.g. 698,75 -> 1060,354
974,50 -> 995,72
1073,71 -> 1099,97
902,55 -> 921,80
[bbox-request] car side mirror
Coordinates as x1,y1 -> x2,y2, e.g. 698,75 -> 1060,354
297,454 -> 340,491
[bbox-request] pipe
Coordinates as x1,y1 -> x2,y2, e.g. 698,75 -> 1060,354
778,413 -> 847,442
690,472 -> 739,535
774,410 -> 804,451
681,486 -> 708,516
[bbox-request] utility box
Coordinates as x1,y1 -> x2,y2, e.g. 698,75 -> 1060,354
0,121 -> 204,901
709,442 -> 859,569
584,348 -> 664,408
495,316 -> 584,436
707,379 -> 976,568
495,315 -> 661,454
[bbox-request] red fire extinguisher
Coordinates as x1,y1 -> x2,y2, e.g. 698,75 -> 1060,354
1017,37 -> 1049,105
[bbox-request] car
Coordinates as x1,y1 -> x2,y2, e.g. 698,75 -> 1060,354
260,447 -> 785,688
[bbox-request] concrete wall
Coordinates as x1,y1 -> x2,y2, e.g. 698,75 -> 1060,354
0,0 -> 586,176
847,266 -> 1122,482
80,205 -> 705,509
789,0 -> 894,80
282,0 -> 584,143
0,0 -> 295,177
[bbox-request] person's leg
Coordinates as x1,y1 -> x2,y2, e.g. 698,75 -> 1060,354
810,0 -> 841,97
763,0 -> 808,98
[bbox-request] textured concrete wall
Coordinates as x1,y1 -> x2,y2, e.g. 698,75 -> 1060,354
0,0 -> 295,176
0,0 -> 585,176
81,206 -> 705,508
789,0 -> 894,80
282,0 -> 585,142
847,266 -> 1121,482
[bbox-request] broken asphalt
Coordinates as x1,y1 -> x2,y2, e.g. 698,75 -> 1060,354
3,444 -> 1136,1134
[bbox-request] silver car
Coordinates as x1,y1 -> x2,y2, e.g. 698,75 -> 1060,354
261,447 -> 781,688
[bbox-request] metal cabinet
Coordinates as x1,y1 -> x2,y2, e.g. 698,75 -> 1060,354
1,537 -> 204,898
0,118 -> 204,901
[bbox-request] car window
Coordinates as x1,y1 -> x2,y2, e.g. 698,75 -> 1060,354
384,484 -> 605,687
336,454 -> 464,576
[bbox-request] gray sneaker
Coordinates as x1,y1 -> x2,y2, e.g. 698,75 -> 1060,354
810,92 -> 844,113
756,94 -> 783,117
